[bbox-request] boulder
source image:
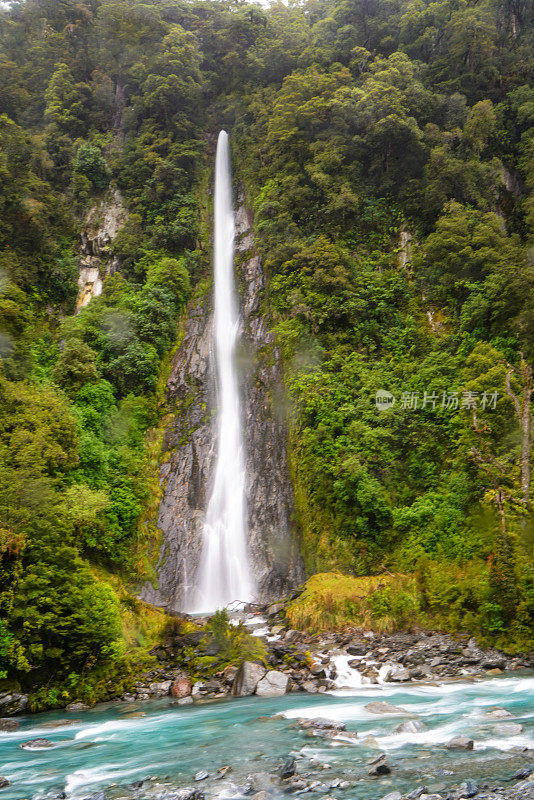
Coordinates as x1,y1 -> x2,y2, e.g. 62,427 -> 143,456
299,718 -> 345,731
194,771 -> 208,781
0,778 -> 9,789
367,754 -> 391,776
173,789 -> 204,800
0,718 -> 19,731
66,702 -> 90,712
493,722 -> 524,735
386,664 -> 411,682
0,692 -> 28,716
280,756 -> 296,779
379,793 -> 401,800
171,675 -> 192,698
255,671 -> 289,697
232,662 -> 267,697
365,701 -> 408,715
20,738 -> 54,750
457,780 -> 478,798
486,707 -> 514,719
445,736 -> 474,750
301,680 -> 318,693
149,681 -> 172,697
395,719 -> 425,734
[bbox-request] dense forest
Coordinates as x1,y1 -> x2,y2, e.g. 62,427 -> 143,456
0,0 -> 533,707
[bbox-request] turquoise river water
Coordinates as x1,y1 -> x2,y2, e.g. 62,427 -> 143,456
1,674 -> 533,799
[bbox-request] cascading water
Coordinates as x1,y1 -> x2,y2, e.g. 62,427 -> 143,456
187,130 -> 255,614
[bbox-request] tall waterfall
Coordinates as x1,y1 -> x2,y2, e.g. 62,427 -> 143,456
188,131 -> 255,614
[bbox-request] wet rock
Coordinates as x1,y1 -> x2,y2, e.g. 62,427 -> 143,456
194,771 -> 208,781
458,780 -> 479,797
384,664 -> 411,682
302,680 -> 319,693
171,676 -> 192,698
380,793 -> 401,800
512,768 -> 532,780
216,766 -> 232,779
280,756 -> 296,779
445,736 -> 474,750
300,718 -> 346,731
365,701 -> 408,715
395,719 -> 426,734
0,692 -> 28,716
405,789 -> 428,799
149,681 -> 172,697
176,696 -> 193,706
493,722 -> 523,735
232,662 -> 267,696
21,738 -> 54,750
486,707 -> 514,719
0,718 -> 19,731
256,670 -> 289,697
0,778 -> 9,789
66,702 -> 90,712
250,772 -> 278,792
173,789 -> 205,800
368,754 -> 391,776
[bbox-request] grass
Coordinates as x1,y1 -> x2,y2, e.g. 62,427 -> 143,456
286,571 -> 419,633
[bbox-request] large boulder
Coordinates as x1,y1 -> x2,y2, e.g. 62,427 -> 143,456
255,671 -> 289,697
149,681 -> 171,697
231,662 -> 267,697
445,735 -> 474,750
0,692 -> 28,716
171,676 -> 192,698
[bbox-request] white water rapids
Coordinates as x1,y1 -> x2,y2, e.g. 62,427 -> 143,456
186,130 -> 254,614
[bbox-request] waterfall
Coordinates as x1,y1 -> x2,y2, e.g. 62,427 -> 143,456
187,131 -> 255,614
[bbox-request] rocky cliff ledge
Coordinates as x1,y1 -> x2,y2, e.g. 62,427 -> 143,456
139,195 -> 304,612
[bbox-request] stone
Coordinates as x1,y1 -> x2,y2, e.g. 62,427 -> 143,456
149,681 -> 172,697
486,707 -> 514,719
216,766 -> 232,779
386,664 -> 411,682
281,756 -> 296,779
231,662 -> 267,697
302,680 -> 318,693
380,793 -> 401,800
20,738 -> 54,750
0,778 -> 9,789
194,771 -> 208,781
493,722 -> 524,735
395,719 -> 426,734
0,718 -> 19,731
250,772 -> 278,792
365,701 -> 408,715
445,736 -> 474,750
66,702 -> 90,712
405,790 -> 428,800
255,670 -> 289,697
367,754 -> 391,776
173,789 -> 204,800
171,676 -> 192,698
458,780 -> 478,797
177,696 -> 193,706
0,692 -> 28,716
300,718 -> 346,731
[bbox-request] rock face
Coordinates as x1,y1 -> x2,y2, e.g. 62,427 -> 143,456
140,191 -> 304,611
76,189 -> 128,311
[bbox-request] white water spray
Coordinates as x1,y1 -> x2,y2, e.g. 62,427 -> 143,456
188,131 -> 255,614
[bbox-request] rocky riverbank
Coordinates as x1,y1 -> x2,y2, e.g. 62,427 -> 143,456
113,604 -> 533,705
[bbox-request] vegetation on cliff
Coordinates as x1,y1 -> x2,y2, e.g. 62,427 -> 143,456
0,0 -> 533,702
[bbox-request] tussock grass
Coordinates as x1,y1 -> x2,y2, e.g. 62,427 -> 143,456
286,571 -> 419,633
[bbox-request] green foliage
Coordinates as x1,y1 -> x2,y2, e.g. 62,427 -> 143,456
73,143 -> 109,192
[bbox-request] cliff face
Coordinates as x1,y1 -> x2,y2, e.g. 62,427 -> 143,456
140,196 -> 304,612
76,189 -> 128,310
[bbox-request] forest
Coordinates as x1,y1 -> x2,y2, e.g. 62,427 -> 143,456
0,0 -> 533,707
